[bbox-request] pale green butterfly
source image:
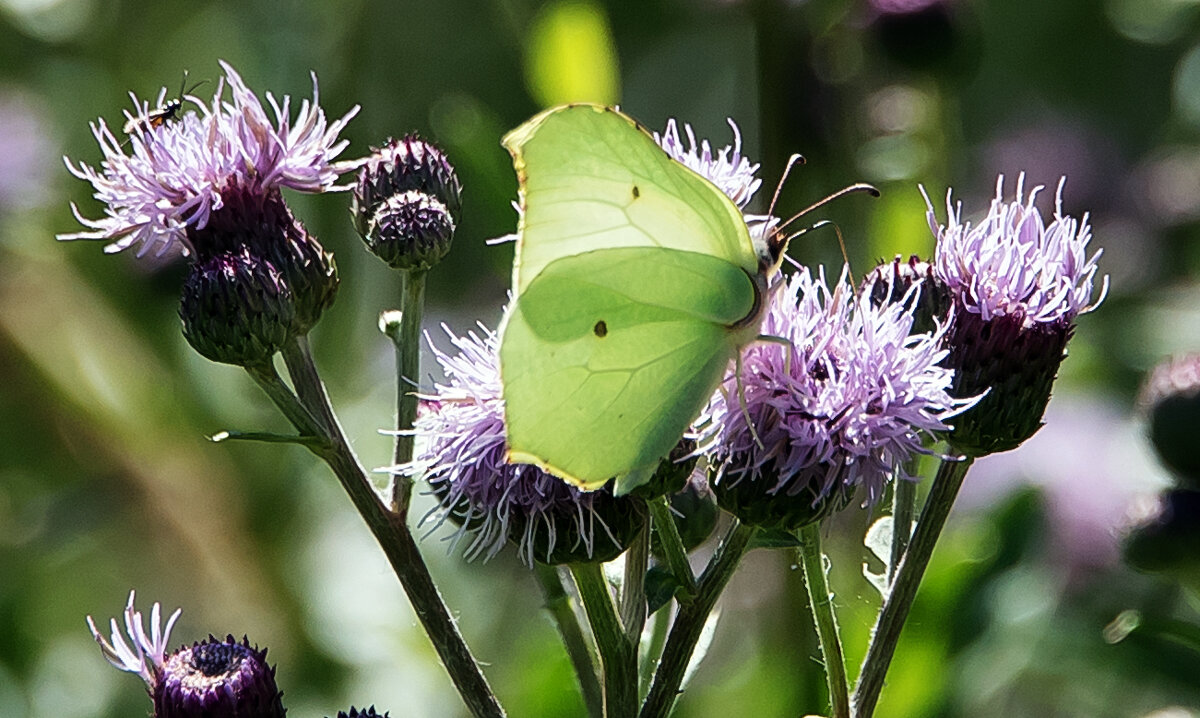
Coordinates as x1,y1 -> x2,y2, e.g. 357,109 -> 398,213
498,103 -> 867,494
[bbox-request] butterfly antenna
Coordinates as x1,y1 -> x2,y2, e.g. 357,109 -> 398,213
765,153 -> 806,224
767,182 -> 878,266
735,352 -> 765,451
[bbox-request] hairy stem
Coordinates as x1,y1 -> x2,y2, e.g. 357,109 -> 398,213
798,523 -> 849,718
889,475 -> 917,585
384,269 -> 427,516
853,457 -> 973,718
572,562 -> 638,718
649,496 -> 697,602
273,339 -> 505,718
536,564 -> 603,718
639,522 -> 755,718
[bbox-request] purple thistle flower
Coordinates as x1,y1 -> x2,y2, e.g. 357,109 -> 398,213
60,60 -> 360,258
927,173 -> 1108,456
927,173 -> 1106,326
653,118 -> 762,210
698,267 -> 968,528
155,636 -> 285,718
405,323 -> 642,565
88,593 -> 285,718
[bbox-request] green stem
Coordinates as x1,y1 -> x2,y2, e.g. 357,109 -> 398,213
889,474 -> 917,585
622,526 -> 650,644
383,269 -> 427,516
639,605 -> 670,700
649,496 -> 697,602
536,564 -> 603,718
853,457 -> 973,718
274,338 -> 505,718
571,562 -> 637,718
798,524 -> 849,718
639,522 -> 756,718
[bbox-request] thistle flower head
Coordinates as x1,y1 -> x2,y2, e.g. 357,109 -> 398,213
927,173 -> 1106,326
653,117 -> 762,210
406,323 -> 642,565
61,60 -> 360,258
87,591 -> 181,690
87,593 -> 285,717
928,174 -> 1107,456
155,635 -> 285,718
699,267 -> 967,528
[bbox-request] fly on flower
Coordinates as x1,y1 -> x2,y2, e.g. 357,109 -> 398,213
121,71 -> 206,137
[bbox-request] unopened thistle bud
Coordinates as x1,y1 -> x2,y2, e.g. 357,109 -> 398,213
365,190 -> 456,271
331,708 -> 390,718
1124,489 -> 1200,577
1140,354 -> 1200,488
180,248 -> 295,367
861,254 -> 950,336
352,136 -> 461,271
926,175 -> 1106,458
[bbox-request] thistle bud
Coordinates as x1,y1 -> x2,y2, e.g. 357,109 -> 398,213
1123,489 -> 1200,577
188,185 -> 338,339
155,636 -> 286,718
1140,354 -> 1200,488
179,249 -> 296,367
352,136 -> 461,271
365,190 -> 456,271
331,708 -> 390,718
861,254 -> 950,336
88,593 -> 286,718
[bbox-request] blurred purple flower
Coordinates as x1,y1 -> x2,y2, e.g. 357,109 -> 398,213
60,60 -> 360,258
0,89 -> 55,212
403,323 -> 638,565
699,267 -> 968,521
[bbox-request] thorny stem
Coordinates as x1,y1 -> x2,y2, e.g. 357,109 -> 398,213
649,496 -> 698,602
271,338 -> 505,718
536,564 -> 603,718
798,524 -> 850,718
639,521 -> 756,718
384,269 -> 427,516
572,562 -> 638,718
853,457 -> 973,718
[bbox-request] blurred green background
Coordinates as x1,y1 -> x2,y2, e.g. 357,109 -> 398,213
1,0 -> 1198,716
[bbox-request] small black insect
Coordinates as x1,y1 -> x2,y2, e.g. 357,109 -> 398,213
631,185 -> 640,199
123,71 -> 205,136
593,320 -> 608,338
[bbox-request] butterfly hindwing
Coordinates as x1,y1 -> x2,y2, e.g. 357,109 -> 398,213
500,246 -> 756,489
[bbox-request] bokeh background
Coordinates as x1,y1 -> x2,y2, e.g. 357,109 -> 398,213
1,0 -> 1197,716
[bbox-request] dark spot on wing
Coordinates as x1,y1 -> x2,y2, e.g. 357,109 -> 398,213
594,320 -> 608,338
631,185 -> 640,199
